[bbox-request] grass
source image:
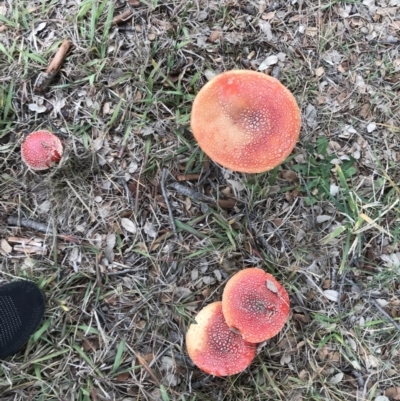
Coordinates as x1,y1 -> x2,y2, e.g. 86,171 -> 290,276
0,0 -> 400,400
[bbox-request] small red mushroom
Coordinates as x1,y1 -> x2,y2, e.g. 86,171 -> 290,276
222,268 -> 290,343
186,301 -> 256,376
190,70 -> 301,173
21,130 -> 63,171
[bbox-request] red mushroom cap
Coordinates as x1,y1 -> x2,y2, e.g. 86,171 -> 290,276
21,130 -> 63,171
186,301 -> 256,376
222,268 -> 290,343
190,70 -> 301,173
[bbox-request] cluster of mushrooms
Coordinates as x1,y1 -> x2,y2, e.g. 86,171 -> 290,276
186,268 -> 290,377
189,71 -> 300,376
20,70 -> 301,377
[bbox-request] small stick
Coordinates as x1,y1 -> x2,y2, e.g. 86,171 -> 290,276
112,9 -> 134,25
45,39 -> 71,75
340,274 -> 400,332
177,173 -> 201,181
169,182 -> 214,204
170,181 -> 237,210
95,252 -> 103,291
6,216 -> 80,244
7,216 -> 52,233
245,214 -> 277,258
34,39 -> 71,93
244,206 -> 286,256
119,178 -> 136,211
7,237 -> 43,246
13,245 -> 46,254
369,297 -> 400,332
161,168 -> 177,239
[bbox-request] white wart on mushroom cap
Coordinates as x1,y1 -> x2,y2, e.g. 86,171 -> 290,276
190,70 -> 301,173
21,130 -> 63,171
186,301 -> 256,376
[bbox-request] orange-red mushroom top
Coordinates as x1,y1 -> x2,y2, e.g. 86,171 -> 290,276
186,301 -> 256,376
190,70 -> 301,173
222,268 -> 290,343
21,130 -> 63,171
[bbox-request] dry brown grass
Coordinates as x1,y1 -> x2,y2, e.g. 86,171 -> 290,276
1,0 -> 400,400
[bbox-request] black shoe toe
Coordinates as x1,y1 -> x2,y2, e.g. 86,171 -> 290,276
0,281 -> 45,359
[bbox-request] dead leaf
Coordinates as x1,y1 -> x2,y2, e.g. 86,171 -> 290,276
329,372 -> 344,384
360,103 -> 371,119
385,387 -> 400,400
160,356 -> 175,371
258,55 -> 278,71
258,20 -> 273,41
28,103 -> 47,113
224,32 -> 243,45
376,7 -> 397,15
322,279 -> 331,289
316,215 -> 332,224
116,372 -> 130,382
226,179 -> 245,192
218,198 -> 237,209
293,313 -> 309,323
280,353 -> 291,365
121,218 -> 137,234
104,233 -> 115,263
82,337 -> 99,352
324,290 -> 340,302
1,239 -> 12,254
304,104 -> 318,128
144,221 -> 157,238
208,31 -> 220,43
204,69 -> 216,81
262,11 -> 275,20
367,122 -> 377,132
282,170 -> 299,183
305,27 -> 318,37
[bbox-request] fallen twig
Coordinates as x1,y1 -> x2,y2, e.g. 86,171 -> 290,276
369,297 -> 400,332
112,9 -> 134,25
119,178 -> 136,211
161,168 -> 177,239
176,173 -> 201,181
169,181 -> 214,204
245,210 -> 277,258
339,274 -> 400,332
6,236 -> 47,255
7,216 -> 52,233
13,244 -> 46,255
244,206 -> 289,256
34,39 -> 71,93
169,181 -> 237,210
6,216 -> 80,244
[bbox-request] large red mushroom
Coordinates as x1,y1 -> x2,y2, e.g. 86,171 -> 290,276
190,70 -> 301,173
21,130 -> 63,171
186,301 -> 256,376
222,268 -> 290,343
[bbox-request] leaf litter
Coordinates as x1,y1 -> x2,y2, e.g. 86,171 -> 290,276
0,0 -> 399,400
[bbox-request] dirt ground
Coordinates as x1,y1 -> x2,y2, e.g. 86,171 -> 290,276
0,0 -> 400,400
